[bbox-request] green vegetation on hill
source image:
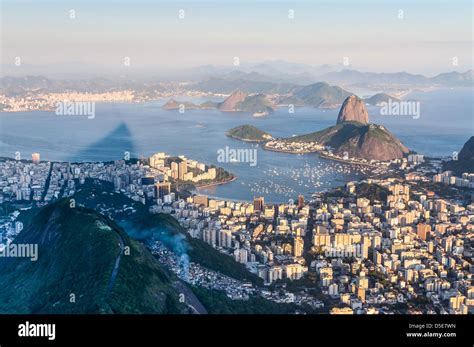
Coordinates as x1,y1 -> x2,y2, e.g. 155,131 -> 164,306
290,121 -> 365,144
0,200 -> 185,314
199,100 -> 219,108
162,99 -> 199,110
412,181 -> 472,200
236,94 -> 275,113
108,230 -> 184,314
186,233 -> 263,286
322,182 -> 389,203
134,213 -> 264,286
10,178 -> 265,314
288,122 -> 408,161
443,136 -> 474,175
226,124 -> 273,142
355,183 -> 390,202
71,180 -> 262,285
294,82 -> 351,107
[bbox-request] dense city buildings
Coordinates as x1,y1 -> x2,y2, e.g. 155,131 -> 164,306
0,150 -> 473,315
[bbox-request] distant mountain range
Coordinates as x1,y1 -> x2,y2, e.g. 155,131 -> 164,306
318,69 -> 473,87
2,62 -> 471,99
185,61 -> 340,85
0,75 -> 166,97
189,76 -> 297,94
186,62 -> 472,87
291,82 -> 351,108
165,82 -> 351,114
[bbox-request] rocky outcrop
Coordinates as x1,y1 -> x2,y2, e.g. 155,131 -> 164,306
288,95 -> 409,161
334,124 -> 409,161
218,90 -> 248,111
162,98 -> 198,110
336,95 -> 369,124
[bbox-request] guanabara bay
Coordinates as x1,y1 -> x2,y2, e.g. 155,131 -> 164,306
0,2 -> 472,343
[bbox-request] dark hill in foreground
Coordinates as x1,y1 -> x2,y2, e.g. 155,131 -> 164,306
0,200 -> 185,313
443,136 -> 474,175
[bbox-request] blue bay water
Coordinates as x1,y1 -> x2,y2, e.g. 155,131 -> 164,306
0,88 -> 472,202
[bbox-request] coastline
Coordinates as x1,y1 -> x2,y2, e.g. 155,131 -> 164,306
262,144 -> 385,169
225,133 -> 271,143
317,152 -> 381,169
262,144 -> 320,155
226,135 -> 267,143
194,175 -> 237,189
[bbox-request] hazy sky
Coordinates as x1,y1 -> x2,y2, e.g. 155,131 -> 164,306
1,0 -> 472,76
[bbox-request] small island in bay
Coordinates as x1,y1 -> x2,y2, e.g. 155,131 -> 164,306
226,124 -> 274,142
162,98 -> 218,110
364,93 -> 400,106
219,90 -> 276,114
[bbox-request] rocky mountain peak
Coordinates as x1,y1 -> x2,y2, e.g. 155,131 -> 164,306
336,95 -> 369,124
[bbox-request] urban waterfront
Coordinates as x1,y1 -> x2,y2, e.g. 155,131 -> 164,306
0,88 -> 471,202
